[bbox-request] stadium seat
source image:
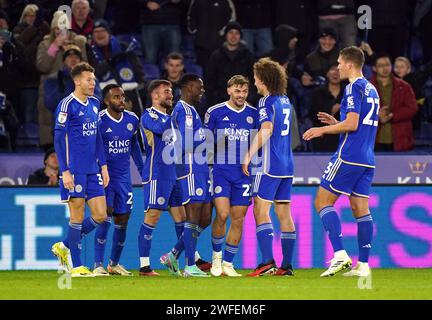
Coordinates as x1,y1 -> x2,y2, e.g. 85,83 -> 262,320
141,62 -> 161,82
185,63 -> 203,78
362,64 -> 373,80
14,123 -> 39,151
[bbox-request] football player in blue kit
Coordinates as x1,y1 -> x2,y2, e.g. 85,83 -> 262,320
205,75 -> 258,277
92,84 -> 144,276
243,58 -> 296,277
303,46 -> 380,277
170,74 -> 213,277
51,63 -> 109,277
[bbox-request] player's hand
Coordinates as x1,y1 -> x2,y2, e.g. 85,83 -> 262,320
242,154 -> 251,177
303,127 -> 324,141
101,165 -> 110,188
379,106 -> 393,123
317,112 -> 338,125
62,170 -> 74,191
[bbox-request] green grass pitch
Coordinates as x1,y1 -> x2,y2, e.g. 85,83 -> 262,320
1,269 -> 431,300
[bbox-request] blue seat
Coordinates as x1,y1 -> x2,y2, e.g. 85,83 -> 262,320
142,62 -> 161,82
363,64 -> 373,80
14,123 -> 39,149
185,63 -> 203,78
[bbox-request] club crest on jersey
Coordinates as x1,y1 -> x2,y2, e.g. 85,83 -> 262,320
127,123 -> 134,131
93,106 -> 98,114
196,188 -> 203,196
186,115 -> 193,128
247,116 -> 254,124
259,108 -> 268,120
157,197 -> 166,205
75,184 -> 83,193
204,112 -> 210,124
119,67 -> 134,81
58,112 -> 67,124
214,186 -> 222,194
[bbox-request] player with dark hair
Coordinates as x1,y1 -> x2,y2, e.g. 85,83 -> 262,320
303,46 -> 379,277
243,58 -> 296,277
92,83 -> 143,276
169,73 -> 213,277
205,75 -> 258,277
51,62 -> 109,277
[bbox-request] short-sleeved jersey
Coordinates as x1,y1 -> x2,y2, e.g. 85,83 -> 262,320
171,100 -> 208,179
258,95 -> 294,177
99,109 -> 140,181
54,93 -> 101,174
336,77 -> 380,167
140,107 -> 176,182
204,102 -> 258,169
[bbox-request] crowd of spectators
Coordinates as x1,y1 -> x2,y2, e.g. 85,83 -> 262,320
0,0 -> 431,153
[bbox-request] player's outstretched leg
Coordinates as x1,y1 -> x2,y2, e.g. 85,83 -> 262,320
316,188 -> 351,277
344,197 -> 373,277
138,221 -> 160,276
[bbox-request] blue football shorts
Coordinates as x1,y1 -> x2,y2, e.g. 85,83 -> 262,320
212,166 -> 252,206
320,155 -> 374,198
252,172 -> 293,203
105,178 -> 133,214
60,173 -> 105,202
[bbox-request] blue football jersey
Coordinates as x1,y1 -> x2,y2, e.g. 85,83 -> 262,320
140,107 -> 176,182
336,77 -> 380,167
258,95 -> 294,177
204,102 -> 258,169
54,93 -> 102,174
99,109 -> 141,181
171,100 -> 208,179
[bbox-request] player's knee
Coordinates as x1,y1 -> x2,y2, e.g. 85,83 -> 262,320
114,214 -> 130,226
215,213 -> 229,226
93,213 -> 107,224
231,215 -> 244,228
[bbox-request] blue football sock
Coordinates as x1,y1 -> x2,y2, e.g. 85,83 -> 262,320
319,206 -> 344,252
175,221 -> 185,239
223,243 -> 238,263
138,223 -> 155,260
212,235 -> 225,253
256,223 -> 274,264
94,216 -> 112,267
82,216 -> 100,237
183,222 -> 199,266
281,231 -> 296,268
171,232 -> 184,259
357,214 -> 373,263
110,224 -> 127,265
68,222 -> 83,268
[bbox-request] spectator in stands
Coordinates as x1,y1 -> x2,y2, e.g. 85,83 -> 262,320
0,9 -> 24,123
162,51 -> 185,104
44,45 -> 102,112
274,0 -> 317,62
265,24 -> 303,80
71,0 -> 94,41
27,147 -> 59,185
371,54 -> 418,151
13,4 -> 50,124
394,56 -> 432,102
414,0 -> 432,63
89,19 -> 146,116
303,27 -> 339,87
0,0 -> 27,29
36,10 -> 88,148
139,0 -> 187,64
364,0 -> 413,60
0,91 -> 19,151
205,21 -> 255,110
309,63 -> 343,152
317,0 -> 357,49
188,0 -> 236,69
234,0 -> 273,57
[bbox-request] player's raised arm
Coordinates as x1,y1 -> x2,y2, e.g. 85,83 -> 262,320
141,111 -> 171,135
